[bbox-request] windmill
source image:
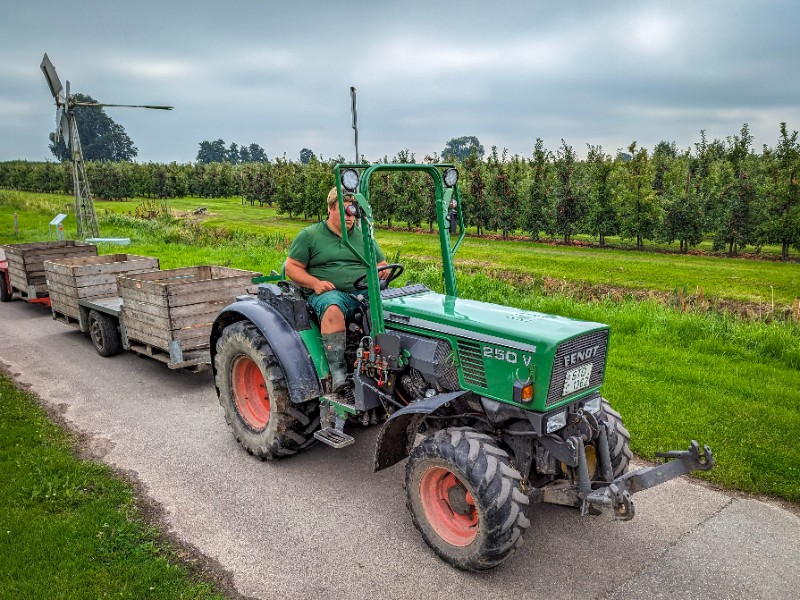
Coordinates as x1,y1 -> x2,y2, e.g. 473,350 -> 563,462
40,53 -> 172,238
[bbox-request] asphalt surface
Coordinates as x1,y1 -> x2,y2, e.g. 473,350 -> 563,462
1,298 -> 799,600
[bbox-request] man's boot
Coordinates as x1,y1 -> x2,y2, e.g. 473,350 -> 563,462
321,332 -> 348,393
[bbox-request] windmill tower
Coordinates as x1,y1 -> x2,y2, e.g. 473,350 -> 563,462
40,53 -> 172,238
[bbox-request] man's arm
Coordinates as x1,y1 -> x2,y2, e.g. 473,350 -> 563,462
285,258 -> 336,295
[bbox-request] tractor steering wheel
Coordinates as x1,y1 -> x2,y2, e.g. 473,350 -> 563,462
353,263 -> 404,291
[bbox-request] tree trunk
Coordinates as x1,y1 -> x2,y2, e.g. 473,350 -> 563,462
637,235 -> 643,249
599,233 -> 605,246
783,239 -> 790,260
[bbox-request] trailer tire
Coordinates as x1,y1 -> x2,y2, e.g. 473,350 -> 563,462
0,274 -> 11,302
599,399 -> 632,477
405,427 -> 530,571
215,320 -> 319,459
88,310 -> 123,357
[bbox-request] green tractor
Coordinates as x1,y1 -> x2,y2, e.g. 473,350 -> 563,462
210,163 -> 714,571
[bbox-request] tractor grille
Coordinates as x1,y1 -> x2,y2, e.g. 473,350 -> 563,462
434,339 -> 461,391
456,339 -> 487,388
547,330 -> 609,407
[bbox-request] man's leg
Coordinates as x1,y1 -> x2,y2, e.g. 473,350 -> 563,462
320,305 -> 348,392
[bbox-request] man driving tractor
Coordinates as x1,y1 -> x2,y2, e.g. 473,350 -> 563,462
285,186 -> 389,393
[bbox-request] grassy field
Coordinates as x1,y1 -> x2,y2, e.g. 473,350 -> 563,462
3,191 -> 798,307
0,373 -> 226,599
1,189 -> 799,505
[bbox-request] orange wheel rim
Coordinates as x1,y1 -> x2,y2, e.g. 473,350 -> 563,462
419,466 -> 478,546
231,355 -> 270,431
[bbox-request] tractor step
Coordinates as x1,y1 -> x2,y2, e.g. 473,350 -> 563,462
314,427 -> 355,449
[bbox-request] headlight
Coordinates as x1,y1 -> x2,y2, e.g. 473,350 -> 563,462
546,411 -> 567,433
583,396 -> 602,414
443,167 -> 458,188
341,168 -> 359,192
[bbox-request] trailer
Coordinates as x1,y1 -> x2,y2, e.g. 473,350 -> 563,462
1,241 -> 97,306
78,266 -> 260,370
45,253 -> 160,326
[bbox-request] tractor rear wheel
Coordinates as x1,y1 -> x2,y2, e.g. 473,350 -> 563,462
214,320 -> 319,459
405,427 -> 530,571
597,398 -> 632,477
88,310 -> 123,357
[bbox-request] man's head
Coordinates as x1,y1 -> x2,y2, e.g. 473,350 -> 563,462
326,186 -> 356,230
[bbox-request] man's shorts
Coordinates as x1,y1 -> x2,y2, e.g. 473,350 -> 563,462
308,290 -> 365,323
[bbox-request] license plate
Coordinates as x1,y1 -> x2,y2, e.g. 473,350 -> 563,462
563,363 -> 593,396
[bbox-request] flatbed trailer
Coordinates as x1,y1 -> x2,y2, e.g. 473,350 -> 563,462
76,296 -> 212,370
70,266 -> 261,370
1,241 -> 98,306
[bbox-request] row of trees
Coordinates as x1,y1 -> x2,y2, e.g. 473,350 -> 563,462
4,123 -> 799,258
195,139 -> 269,164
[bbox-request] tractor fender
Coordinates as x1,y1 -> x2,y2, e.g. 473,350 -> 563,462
373,390 -> 470,472
211,298 -> 323,405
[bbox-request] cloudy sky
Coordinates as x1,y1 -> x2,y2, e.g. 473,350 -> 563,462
2,1 -> 798,164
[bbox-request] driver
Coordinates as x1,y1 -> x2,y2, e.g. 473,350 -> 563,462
285,186 -> 389,393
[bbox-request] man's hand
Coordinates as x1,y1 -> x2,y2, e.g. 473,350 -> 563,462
377,261 -> 390,280
312,280 -> 336,295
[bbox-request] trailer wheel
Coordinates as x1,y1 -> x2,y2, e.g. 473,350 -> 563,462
0,274 -> 11,302
88,310 -> 123,357
598,399 -> 632,477
405,427 -> 530,571
214,320 -> 319,459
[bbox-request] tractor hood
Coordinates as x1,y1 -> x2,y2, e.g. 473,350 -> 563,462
381,288 -> 610,411
381,289 -> 607,354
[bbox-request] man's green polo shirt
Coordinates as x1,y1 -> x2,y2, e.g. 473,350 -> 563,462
287,221 -> 385,293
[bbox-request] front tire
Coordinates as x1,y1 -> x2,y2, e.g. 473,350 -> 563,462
405,427 -> 530,571
597,399 -> 632,477
214,320 -> 319,459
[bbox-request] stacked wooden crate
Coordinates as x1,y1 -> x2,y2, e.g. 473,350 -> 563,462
117,266 -> 260,360
44,254 -> 160,320
2,241 -> 97,297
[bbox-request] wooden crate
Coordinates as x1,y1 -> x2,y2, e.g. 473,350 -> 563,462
117,266 -> 261,353
44,254 -> 160,319
2,241 -> 97,296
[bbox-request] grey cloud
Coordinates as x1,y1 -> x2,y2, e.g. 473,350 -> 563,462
2,1 -> 799,164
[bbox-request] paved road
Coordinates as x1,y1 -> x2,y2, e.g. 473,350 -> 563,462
1,299 -> 798,599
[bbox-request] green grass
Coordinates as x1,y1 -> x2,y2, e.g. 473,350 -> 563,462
2,191 -> 798,306
0,374 -> 226,599
1,190 -> 799,503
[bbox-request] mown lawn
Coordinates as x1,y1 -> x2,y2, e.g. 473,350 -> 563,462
0,374 -> 227,599
2,191 -> 798,306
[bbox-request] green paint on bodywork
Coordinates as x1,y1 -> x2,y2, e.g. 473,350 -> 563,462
298,323 -> 329,379
382,289 -> 609,412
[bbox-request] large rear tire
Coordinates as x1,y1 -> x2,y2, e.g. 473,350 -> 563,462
88,310 -> 123,357
405,427 -> 530,571
214,320 -> 319,459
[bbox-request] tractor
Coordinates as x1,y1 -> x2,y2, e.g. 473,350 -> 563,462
210,163 -> 714,571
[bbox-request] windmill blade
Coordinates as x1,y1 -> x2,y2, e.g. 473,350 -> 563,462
59,111 -> 70,148
54,105 -> 64,143
75,102 -> 173,110
40,53 -> 63,101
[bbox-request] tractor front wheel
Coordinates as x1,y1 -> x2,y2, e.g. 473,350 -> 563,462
597,398 -> 632,477
214,320 -> 319,459
405,427 -> 530,571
